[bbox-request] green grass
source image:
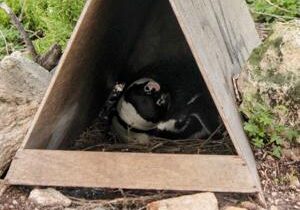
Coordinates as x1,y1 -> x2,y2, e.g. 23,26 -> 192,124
0,0 -> 299,59
247,0 -> 300,23
0,0 -> 84,59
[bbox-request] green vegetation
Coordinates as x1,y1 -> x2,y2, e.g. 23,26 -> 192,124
0,0 -> 299,59
247,0 -> 299,23
0,0 -> 84,59
242,94 -> 299,158
243,0 -> 299,158
248,37 -> 282,67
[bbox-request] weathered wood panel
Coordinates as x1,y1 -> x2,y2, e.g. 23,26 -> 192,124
169,0 -> 262,194
7,150 -> 257,192
22,0 -> 156,150
22,0 -> 110,150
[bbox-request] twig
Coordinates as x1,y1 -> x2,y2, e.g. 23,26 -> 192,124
28,30 -> 43,39
263,0 -> 293,14
0,29 -> 9,55
232,73 -> 242,104
150,142 -> 164,151
68,194 -> 165,206
118,188 -> 127,198
18,0 -> 27,21
251,9 -> 295,21
0,2 -> 38,60
205,123 -> 223,141
200,123 -> 224,146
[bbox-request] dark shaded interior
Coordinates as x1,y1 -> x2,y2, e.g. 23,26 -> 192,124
69,0 -> 223,149
90,0 -> 194,118
66,0 -> 230,153
23,0 -> 226,150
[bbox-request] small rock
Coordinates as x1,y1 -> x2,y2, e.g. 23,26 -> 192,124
222,207 -> 246,210
0,180 -> 9,197
147,192 -> 218,210
271,192 -> 277,197
0,52 -> 51,176
12,200 -> 18,205
29,188 -> 71,207
282,149 -> 300,161
289,175 -> 300,189
240,201 -> 257,210
92,207 -> 107,210
270,206 -> 278,210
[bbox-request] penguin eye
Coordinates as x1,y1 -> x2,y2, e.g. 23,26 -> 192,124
156,98 -> 164,106
144,85 -> 151,94
156,94 -> 168,106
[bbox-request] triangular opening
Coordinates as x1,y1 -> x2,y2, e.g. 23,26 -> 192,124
61,0 -> 236,155
7,0 -> 262,200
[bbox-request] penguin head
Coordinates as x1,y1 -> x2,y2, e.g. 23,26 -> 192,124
116,78 -> 170,131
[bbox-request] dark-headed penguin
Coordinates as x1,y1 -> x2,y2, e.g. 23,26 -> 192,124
112,59 -> 220,143
112,77 -> 170,144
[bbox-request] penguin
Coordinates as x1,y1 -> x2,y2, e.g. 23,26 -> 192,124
112,59 -> 220,142
111,78 -> 170,144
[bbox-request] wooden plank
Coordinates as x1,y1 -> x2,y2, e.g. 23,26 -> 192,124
169,0 -> 262,193
21,0 -> 110,150
22,0 -> 156,150
6,150 -> 258,192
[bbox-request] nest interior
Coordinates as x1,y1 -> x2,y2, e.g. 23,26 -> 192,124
63,0 -> 237,156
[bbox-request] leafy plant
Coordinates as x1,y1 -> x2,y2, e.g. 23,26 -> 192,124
0,0 -> 84,58
246,0 -> 300,23
242,94 -> 298,158
0,25 -> 23,59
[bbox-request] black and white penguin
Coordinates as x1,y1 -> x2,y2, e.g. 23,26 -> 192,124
112,59 -> 220,142
111,77 -> 170,143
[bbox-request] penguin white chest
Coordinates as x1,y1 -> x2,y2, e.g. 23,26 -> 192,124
117,96 -> 157,131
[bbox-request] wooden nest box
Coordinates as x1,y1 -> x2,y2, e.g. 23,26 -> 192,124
6,0 -> 264,202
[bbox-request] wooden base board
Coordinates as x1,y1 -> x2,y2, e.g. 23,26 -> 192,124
6,149 -> 258,192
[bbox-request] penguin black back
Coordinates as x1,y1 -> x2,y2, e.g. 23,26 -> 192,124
134,59 -> 220,138
113,59 -> 221,141
122,78 -> 170,124
131,60 -> 214,116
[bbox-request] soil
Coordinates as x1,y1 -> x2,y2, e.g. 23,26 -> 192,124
255,149 -> 300,210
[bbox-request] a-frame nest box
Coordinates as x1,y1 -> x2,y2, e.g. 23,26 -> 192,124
6,0 -> 264,202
